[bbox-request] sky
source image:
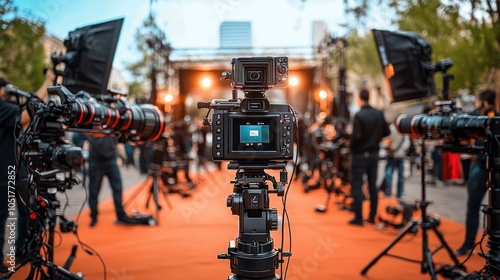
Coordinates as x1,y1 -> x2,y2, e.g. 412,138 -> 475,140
12,0 -> 393,81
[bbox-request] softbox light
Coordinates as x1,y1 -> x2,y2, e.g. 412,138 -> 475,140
62,18 -> 124,95
372,29 -> 435,103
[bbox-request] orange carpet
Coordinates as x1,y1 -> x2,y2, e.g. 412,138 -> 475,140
12,169 -> 488,279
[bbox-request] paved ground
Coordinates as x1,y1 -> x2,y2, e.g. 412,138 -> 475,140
59,157 -> 483,226
393,158 -> 486,226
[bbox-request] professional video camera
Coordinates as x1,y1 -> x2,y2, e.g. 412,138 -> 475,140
6,84 -> 165,279
3,17 -> 166,279
361,29 -> 497,279
198,57 -> 295,279
200,57 -> 294,161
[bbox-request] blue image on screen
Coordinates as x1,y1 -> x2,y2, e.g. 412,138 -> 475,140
240,125 -> 270,143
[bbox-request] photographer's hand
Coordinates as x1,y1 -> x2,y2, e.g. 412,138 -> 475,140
19,69 -> 57,127
36,69 -> 56,102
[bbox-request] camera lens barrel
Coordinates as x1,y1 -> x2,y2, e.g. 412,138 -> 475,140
395,113 -> 490,141
69,99 -> 165,141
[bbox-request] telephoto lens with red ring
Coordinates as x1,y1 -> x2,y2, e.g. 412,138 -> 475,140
68,96 -> 165,141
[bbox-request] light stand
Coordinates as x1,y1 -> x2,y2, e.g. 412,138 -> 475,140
361,138 -> 461,279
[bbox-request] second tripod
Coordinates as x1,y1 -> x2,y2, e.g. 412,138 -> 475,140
123,165 -> 172,226
361,139 -> 462,280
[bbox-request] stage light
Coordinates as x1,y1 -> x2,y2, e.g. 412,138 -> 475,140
201,77 -> 212,88
164,93 -> 173,103
289,76 -> 299,87
319,90 -> 327,100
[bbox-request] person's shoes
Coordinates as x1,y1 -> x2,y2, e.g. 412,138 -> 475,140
116,215 -> 136,225
366,217 -> 376,224
455,244 -> 474,256
348,218 -> 364,226
89,218 -> 97,228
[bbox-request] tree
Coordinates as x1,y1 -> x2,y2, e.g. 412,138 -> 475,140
126,13 -> 172,104
0,0 -> 47,91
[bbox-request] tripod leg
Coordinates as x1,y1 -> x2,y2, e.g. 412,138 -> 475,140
151,177 -> 161,223
422,227 -> 438,279
123,176 -> 152,208
431,225 -> 461,266
361,220 -> 419,275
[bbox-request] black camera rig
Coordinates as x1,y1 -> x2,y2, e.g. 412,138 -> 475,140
198,57 -> 296,279
396,103 -> 500,279
6,84 -> 165,279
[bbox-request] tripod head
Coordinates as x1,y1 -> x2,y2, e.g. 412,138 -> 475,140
217,161 -> 290,279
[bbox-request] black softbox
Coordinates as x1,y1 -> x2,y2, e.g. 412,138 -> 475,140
62,18 -> 124,95
372,29 -> 435,103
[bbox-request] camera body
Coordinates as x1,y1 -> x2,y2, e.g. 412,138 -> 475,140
207,57 -> 293,161
211,100 -> 294,161
232,57 -> 288,90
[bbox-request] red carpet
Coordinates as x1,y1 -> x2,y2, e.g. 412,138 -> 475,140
13,169 -> 487,279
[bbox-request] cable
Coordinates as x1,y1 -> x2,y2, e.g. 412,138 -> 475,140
280,105 -> 298,279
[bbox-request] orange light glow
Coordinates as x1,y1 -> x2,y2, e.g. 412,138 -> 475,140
201,77 -> 211,88
319,90 -> 327,100
289,76 -> 299,87
164,93 -> 173,103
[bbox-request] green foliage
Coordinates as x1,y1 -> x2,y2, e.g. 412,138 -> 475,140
344,0 -> 500,95
345,30 -> 380,78
126,14 -> 171,101
0,0 -> 47,92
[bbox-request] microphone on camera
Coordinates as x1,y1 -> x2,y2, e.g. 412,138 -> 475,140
4,84 -> 33,99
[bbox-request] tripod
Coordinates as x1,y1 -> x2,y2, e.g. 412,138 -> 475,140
217,161 -> 291,280
123,164 -> 172,225
361,139 -> 461,279
315,140 -> 351,213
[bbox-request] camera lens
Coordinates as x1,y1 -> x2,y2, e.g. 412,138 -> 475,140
120,104 -> 165,141
71,100 -> 120,128
70,99 -> 165,141
249,71 -> 261,81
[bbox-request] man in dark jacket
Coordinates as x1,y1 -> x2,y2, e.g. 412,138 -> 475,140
348,88 -> 390,226
86,135 -> 133,227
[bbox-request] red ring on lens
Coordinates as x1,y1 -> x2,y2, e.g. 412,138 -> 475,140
111,108 -> 120,128
83,103 -> 95,125
121,109 -> 133,131
104,108 -> 112,128
76,101 -> 86,125
410,116 -> 421,137
150,106 -> 165,141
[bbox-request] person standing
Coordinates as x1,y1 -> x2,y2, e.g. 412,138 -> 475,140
0,70 -> 54,271
456,89 -> 498,255
86,135 -> 133,227
348,88 -> 390,226
381,123 -> 411,198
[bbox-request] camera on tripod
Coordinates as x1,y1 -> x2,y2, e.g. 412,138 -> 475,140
200,57 -> 294,162
198,56 -> 295,280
